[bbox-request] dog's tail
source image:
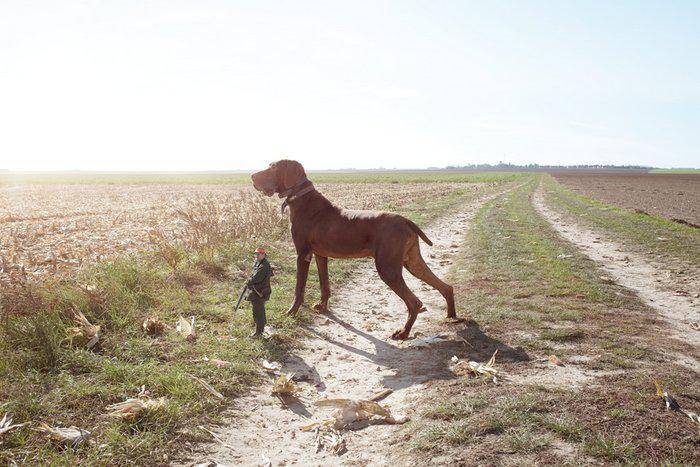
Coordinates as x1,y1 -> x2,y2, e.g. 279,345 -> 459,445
406,219 -> 433,246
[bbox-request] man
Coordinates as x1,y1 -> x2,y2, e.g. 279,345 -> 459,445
246,247 -> 272,338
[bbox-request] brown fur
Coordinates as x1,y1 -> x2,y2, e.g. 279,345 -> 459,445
251,160 -> 456,339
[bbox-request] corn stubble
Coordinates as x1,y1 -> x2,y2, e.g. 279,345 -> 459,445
0,182 -> 464,282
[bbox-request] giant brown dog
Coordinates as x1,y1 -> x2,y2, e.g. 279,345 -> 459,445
251,160 -> 456,339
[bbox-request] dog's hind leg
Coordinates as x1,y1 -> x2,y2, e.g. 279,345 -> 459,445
375,253 -> 423,340
403,241 -> 456,318
313,255 -> 330,313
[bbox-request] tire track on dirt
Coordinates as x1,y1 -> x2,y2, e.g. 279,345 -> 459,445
192,188 -> 513,466
533,183 -> 699,371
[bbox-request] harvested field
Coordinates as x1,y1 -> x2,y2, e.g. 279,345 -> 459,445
551,171 -> 700,226
0,181 -> 477,281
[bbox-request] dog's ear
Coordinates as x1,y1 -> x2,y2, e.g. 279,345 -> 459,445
275,159 -> 306,192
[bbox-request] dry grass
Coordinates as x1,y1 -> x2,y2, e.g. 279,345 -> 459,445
0,181 -> 480,281
173,191 -> 289,249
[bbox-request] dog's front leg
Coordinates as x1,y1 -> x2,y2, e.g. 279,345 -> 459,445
286,249 -> 312,315
313,255 -> 330,313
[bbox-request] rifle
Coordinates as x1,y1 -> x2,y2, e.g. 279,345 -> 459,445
233,283 -> 248,313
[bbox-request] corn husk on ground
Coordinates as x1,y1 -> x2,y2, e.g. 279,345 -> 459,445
142,316 -> 165,335
301,398 -> 403,431
105,397 -> 166,420
64,310 -> 101,349
464,349 -> 500,383
271,373 -> 299,396
176,315 -> 197,341
35,423 -> 91,447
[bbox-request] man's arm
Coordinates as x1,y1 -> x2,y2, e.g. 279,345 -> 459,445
247,261 -> 270,286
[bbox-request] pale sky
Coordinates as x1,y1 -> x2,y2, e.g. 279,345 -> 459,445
1,1 -> 698,170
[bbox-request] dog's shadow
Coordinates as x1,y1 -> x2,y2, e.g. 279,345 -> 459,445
303,314 -> 530,393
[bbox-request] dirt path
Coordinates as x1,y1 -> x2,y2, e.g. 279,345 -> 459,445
193,191 -> 504,466
533,184 -> 700,370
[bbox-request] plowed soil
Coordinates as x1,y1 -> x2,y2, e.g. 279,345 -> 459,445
551,171 -> 700,226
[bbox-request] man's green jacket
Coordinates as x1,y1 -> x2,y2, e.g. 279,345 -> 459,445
246,257 -> 272,301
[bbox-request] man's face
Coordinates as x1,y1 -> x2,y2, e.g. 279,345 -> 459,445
254,252 -> 264,261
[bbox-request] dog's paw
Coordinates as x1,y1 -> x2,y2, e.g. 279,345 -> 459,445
443,316 -> 466,324
390,328 -> 410,340
313,302 -> 329,313
285,307 -> 300,316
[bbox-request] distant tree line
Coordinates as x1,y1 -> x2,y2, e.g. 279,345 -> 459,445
435,163 -> 653,171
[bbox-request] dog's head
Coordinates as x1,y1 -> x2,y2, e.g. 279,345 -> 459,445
251,159 -> 307,197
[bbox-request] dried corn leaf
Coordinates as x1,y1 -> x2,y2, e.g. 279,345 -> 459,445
271,373 -> 299,396
176,315 -> 196,341
105,397 -> 166,420
142,316 -> 165,336
65,310 -> 101,349
486,349 -> 498,367
36,423 -> 90,447
310,398 -> 404,430
191,375 -> 224,400
369,388 -> 393,402
0,413 -> 28,435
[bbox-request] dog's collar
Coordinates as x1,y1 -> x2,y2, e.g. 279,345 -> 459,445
280,179 -> 314,213
278,177 -> 310,199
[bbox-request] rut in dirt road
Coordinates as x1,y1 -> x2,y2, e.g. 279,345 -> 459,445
533,184 -> 699,371
193,190 -> 510,466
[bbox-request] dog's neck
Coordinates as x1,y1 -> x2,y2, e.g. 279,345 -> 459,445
279,177 -> 315,213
